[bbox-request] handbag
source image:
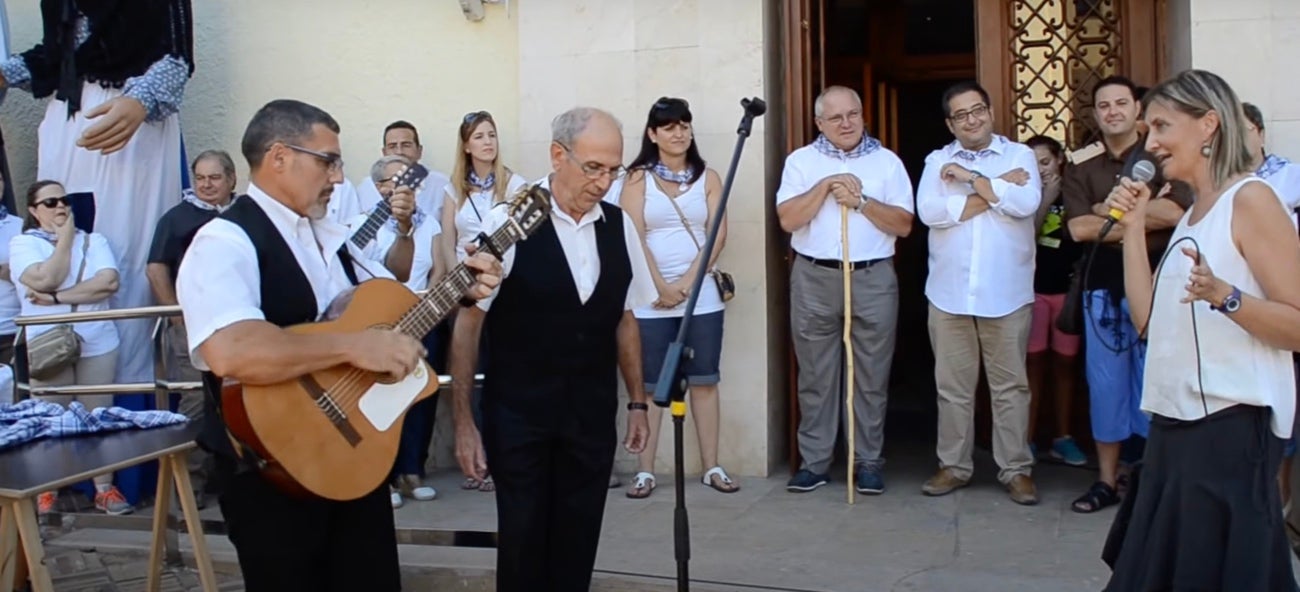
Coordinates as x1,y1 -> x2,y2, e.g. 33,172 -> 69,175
1055,255 -> 1085,335
661,181 -> 735,302
27,234 -> 91,380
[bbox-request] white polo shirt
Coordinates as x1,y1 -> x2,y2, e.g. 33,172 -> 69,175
774,140 -> 915,261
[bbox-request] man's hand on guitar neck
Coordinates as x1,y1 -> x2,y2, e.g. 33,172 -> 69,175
462,248 -> 504,300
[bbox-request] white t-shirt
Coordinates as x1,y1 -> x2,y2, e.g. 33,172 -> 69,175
633,176 -> 724,319
446,173 -> 528,263
0,214 -> 25,335
9,231 -> 121,357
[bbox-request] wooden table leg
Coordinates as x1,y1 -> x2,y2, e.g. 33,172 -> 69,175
11,499 -> 53,592
145,455 -> 176,592
0,502 -> 18,592
170,453 -> 218,591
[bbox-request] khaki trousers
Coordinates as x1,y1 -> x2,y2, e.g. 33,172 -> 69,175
927,303 -> 1034,484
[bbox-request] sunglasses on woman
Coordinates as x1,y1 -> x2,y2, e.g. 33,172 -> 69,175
33,196 -> 69,209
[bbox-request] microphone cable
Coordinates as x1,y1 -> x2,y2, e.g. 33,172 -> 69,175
1080,232 -> 1210,417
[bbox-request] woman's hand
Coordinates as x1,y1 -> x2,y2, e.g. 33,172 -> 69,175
653,282 -> 687,309
1103,177 -> 1152,224
27,291 -> 56,306
1179,247 -> 1234,306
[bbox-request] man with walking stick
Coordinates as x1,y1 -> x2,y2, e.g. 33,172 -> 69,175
916,80 -> 1041,505
776,85 -> 914,495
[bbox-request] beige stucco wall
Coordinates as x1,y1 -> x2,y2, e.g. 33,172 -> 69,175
0,0 -> 521,195
510,0 -> 774,478
1167,0 -> 1300,156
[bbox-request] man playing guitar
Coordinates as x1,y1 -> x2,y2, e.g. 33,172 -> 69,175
176,99 -> 502,591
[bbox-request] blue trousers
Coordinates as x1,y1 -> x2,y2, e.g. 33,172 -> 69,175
392,323 -> 447,477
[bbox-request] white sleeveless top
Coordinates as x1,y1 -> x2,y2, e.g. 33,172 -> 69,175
447,173 -> 527,263
1143,177 -> 1296,438
634,175 -> 724,319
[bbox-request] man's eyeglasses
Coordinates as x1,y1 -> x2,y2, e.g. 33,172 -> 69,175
820,110 -> 862,126
34,196 -> 69,209
949,104 -> 989,124
285,144 -> 344,173
557,142 -> 627,180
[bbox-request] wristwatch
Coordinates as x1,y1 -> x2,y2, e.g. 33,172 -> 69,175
969,170 -> 986,182
1213,286 -> 1242,314
855,196 -> 869,213
627,402 -> 649,412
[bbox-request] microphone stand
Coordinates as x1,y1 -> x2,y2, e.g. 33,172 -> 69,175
651,96 -> 766,592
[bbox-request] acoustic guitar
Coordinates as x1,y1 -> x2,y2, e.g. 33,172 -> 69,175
220,184 -> 552,500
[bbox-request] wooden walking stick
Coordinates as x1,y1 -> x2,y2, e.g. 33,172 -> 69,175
842,203 -> 855,505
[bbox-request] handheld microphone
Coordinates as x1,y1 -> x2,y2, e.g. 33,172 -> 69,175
1099,158 -> 1157,239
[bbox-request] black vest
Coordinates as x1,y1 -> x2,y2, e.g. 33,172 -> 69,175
197,196 -> 358,458
483,202 -> 632,423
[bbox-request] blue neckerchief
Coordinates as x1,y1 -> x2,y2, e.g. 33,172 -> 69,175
812,133 -> 881,160
469,170 -> 495,192
23,228 -> 59,244
652,162 -> 695,185
386,207 -> 427,234
1257,153 -> 1290,179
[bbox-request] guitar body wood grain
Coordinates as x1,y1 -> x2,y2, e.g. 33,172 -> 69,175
222,278 -> 438,501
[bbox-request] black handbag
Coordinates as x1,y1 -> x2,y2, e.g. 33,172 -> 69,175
1055,256 -> 1085,335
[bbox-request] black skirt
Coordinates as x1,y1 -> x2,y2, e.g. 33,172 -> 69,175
1102,404 -> 1299,592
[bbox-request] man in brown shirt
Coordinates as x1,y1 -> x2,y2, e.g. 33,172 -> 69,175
1063,75 -> 1193,514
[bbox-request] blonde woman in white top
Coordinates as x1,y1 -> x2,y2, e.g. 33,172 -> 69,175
620,97 -> 734,499
437,110 -> 524,493
1102,69 -> 1300,592
437,111 -> 527,277
10,181 -> 131,516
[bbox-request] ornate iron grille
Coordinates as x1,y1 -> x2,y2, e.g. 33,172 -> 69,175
1009,0 -> 1122,149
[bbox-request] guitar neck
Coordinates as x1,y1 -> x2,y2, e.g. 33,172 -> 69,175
350,201 -> 394,249
396,223 -> 519,338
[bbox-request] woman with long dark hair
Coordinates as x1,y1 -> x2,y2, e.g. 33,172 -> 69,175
1102,69 -> 1300,591
619,97 -> 735,498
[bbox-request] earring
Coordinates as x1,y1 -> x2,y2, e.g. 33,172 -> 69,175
1200,144 -> 1212,157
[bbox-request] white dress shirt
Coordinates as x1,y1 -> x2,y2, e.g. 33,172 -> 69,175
365,216 -> 440,292
477,176 -> 657,312
917,135 -> 1042,317
10,231 -> 120,356
775,142 -> 915,261
0,214 -> 25,335
177,183 -> 393,370
326,177 -> 365,227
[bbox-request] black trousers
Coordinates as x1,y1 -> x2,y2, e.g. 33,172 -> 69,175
217,463 -> 401,592
483,402 -> 616,592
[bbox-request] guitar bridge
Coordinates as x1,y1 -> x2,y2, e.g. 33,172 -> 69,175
298,374 -> 363,447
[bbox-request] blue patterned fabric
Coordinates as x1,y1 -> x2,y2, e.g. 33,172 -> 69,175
0,14 -> 186,121
386,206 -> 428,234
1257,153 -> 1290,179
953,149 -> 996,162
0,399 -> 188,451
811,133 -> 881,160
469,170 -> 495,192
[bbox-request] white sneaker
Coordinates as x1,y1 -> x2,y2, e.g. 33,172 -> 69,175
411,485 -> 437,501
390,488 -> 404,509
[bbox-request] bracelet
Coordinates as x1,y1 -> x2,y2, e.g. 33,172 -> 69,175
458,295 -> 477,307
52,292 -> 60,305
627,402 -> 649,411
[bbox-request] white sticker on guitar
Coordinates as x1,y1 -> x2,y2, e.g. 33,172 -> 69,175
356,360 -> 434,432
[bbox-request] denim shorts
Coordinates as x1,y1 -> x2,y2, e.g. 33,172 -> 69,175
638,311 -> 724,392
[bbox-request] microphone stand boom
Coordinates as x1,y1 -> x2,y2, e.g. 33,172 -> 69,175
651,96 -> 766,592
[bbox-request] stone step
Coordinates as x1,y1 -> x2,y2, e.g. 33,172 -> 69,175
44,528 -> 740,591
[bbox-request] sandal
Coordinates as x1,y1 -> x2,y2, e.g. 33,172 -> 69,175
1071,481 -> 1120,513
461,477 -> 481,490
478,475 -> 495,493
702,466 -> 740,493
626,472 -> 656,499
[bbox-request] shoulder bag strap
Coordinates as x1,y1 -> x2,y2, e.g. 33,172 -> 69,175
660,181 -> 705,254
69,233 -> 92,313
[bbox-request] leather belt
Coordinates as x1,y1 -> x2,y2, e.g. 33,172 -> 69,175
798,253 -> 886,271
